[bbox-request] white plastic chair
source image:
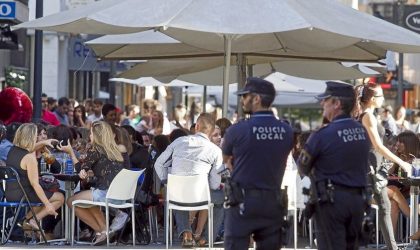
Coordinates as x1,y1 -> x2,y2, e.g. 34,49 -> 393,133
165,174 -> 213,249
71,168 -> 145,246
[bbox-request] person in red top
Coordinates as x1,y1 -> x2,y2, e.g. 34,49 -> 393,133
41,93 -> 60,126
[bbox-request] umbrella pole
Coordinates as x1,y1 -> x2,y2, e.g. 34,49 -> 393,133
222,35 -> 232,118
237,53 -> 246,119
202,85 -> 207,113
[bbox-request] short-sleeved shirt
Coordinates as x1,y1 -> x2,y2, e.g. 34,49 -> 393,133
54,111 -> 69,126
222,111 -> 294,190
302,114 -> 370,187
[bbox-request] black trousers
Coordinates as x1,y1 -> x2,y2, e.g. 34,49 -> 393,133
314,190 -> 364,250
224,192 -> 283,250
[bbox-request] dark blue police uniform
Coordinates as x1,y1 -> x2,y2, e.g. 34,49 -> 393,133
222,111 -> 293,250
298,113 -> 370,247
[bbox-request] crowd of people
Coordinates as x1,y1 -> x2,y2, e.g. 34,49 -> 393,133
0,79 -> 419,249
0,92 -> 232,246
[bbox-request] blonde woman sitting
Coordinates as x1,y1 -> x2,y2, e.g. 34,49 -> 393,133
60,121 -> 124,246
5,123 -> 64,236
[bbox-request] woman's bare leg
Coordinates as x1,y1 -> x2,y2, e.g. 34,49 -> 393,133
390,200 -> 399,235
25,192 -> 65,228
388,186 -> 410,217
67,190 -> 102,233
194,210 -> 208,237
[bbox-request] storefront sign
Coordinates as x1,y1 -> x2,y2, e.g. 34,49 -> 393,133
0,1 -> 15,19
404,6 -> 420,34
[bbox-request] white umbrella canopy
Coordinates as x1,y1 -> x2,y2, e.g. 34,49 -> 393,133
85,32 -> 384,81
118,57 -> 383,84
14,0 -> 420,115
85,30 -> 220,60
14,0 -> 420,58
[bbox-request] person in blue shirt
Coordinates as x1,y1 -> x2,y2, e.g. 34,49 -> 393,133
0,121 -> 13,163
297,81 -> 371,250
222,77 -> 293,250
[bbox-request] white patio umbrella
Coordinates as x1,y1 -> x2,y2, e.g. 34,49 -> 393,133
118,57 -> 382,84
86,30 -> 220,60
85,32 -> 384,81
14,0 -> 420,116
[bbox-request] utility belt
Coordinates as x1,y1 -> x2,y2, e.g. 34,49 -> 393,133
223,178 -> 285,208
334,184 -> 364,195
304,179 -> 367,219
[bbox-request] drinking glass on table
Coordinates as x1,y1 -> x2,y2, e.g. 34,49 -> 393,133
43,152 -> 56,172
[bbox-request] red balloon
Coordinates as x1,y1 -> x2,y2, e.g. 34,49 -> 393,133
0,87 -> 33,125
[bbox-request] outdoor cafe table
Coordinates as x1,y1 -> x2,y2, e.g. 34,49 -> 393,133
48,173 -> 79,244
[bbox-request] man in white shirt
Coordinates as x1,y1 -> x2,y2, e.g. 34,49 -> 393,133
86,99 -> 103,126
155,113 -> 223,247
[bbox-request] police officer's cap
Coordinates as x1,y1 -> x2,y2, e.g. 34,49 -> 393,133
236,77 -> 276,97
316,81 -> 354,100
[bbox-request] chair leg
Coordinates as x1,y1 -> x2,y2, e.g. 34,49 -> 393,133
376,207 -> 379,249
165,206 -> 169,249
1,206 -> 6,244
208,207 -> 213,249
1,204 -> 22,245
76,218 -> 79,241
71,205 -> 75,246
309,218 -> 313,248
148,206 -> 159,243
106,206 -> 109,247
132,206 -> 136,246
153,207 -> 159,240
294,208 -> 298,250
169,209 -> 173,247
148,207 -> 154,242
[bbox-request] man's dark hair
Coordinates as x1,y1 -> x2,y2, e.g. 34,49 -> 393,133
35,122 -> 46,136
102,103 -> 116,117
6,122 -> 22,142
41,93 -> 48,98
93,98 -> 103,106
47,97 -> 56,105
259,93 -> 275,108
58,97 -> 70,106
0,121 -> 6,141
336,96 -> 356,115
169,128 -> 190,142
153,135 -> 170,155
51,125 -> 73,145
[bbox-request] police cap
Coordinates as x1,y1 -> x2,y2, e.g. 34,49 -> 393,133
236,77 -> 276,97
316,81 -> 354,100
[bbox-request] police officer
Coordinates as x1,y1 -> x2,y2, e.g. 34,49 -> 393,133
297,81 -> 370,250
222,77 -> 293,250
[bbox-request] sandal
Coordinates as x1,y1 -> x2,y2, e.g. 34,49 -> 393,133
193,233 -> 207,247
410,230 -> 420,240
18,217 -> 40,231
